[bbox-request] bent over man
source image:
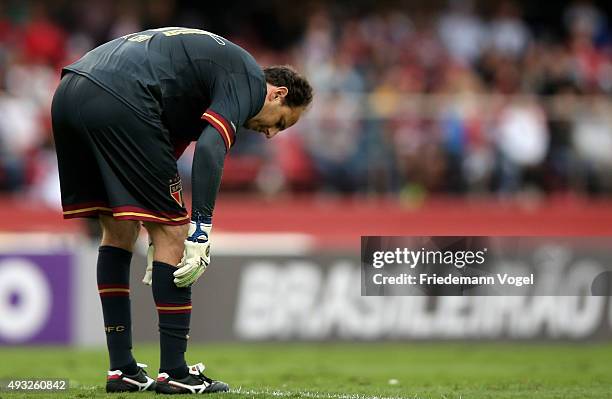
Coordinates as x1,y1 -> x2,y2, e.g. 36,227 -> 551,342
51,27 -> 312,394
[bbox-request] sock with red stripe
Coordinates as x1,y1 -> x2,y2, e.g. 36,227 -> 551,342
152,261 -> 191,379
97,245 -> 138,375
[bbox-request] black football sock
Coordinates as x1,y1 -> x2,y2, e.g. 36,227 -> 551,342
152,261 -> 191,379
97,245 -> 138,375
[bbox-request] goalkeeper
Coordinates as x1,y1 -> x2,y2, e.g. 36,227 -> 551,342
51,27 -> 312,394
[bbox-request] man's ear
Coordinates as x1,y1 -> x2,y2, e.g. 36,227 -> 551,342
273,86 -> 288,100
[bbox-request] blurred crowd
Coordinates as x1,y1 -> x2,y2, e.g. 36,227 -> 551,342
1,0 -> 612,208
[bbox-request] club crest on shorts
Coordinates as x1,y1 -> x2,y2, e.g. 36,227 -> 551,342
169,176 -> 183,206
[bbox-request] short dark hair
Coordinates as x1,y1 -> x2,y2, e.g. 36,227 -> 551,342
263,65 -> 313,108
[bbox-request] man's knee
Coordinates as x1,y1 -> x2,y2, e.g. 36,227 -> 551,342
145,222 -> 188,266
100,216 -> 141,251
146,223 -> 188,246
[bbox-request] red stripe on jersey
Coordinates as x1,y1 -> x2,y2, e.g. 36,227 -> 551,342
201,110 -> 235,150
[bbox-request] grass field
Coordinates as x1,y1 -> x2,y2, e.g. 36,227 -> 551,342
0,343 -> 610,399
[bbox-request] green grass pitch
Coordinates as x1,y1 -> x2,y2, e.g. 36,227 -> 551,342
0,343 -> 610,398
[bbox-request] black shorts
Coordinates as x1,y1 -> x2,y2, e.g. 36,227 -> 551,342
51,72 -> 189,225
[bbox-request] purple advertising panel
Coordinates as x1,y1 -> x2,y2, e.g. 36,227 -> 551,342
0,253 -> 73,345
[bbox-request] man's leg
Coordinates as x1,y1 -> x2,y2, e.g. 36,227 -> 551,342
98,215 -> 140,374
145,222 -> 191,379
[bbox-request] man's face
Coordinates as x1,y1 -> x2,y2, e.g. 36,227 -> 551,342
245,85 -> 305,139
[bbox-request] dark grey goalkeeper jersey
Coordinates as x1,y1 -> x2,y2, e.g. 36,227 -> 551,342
63,27 -> 266,154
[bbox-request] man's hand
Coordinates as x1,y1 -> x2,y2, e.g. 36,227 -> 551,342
173,221 -> 212,287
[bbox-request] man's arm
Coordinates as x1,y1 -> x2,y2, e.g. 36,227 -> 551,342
143,125 -> 228,286
191,125 -> 227,223
169,126 -> 228,287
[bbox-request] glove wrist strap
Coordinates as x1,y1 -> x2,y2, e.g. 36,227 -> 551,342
191,212 -> 212,225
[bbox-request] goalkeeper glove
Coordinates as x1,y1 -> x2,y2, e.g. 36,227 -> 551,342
173,220 -> 212,287
142,240 -> 154,285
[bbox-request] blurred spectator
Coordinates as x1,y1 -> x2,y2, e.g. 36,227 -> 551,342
572,97 -> 612,194
494,100 -> 549,193
1,0 -> 612,202
564,0 -> 608,44
20,1 -> 66,67
487,1 -> 530,59
109,1 -> 143,39
437,0 -> 486,65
